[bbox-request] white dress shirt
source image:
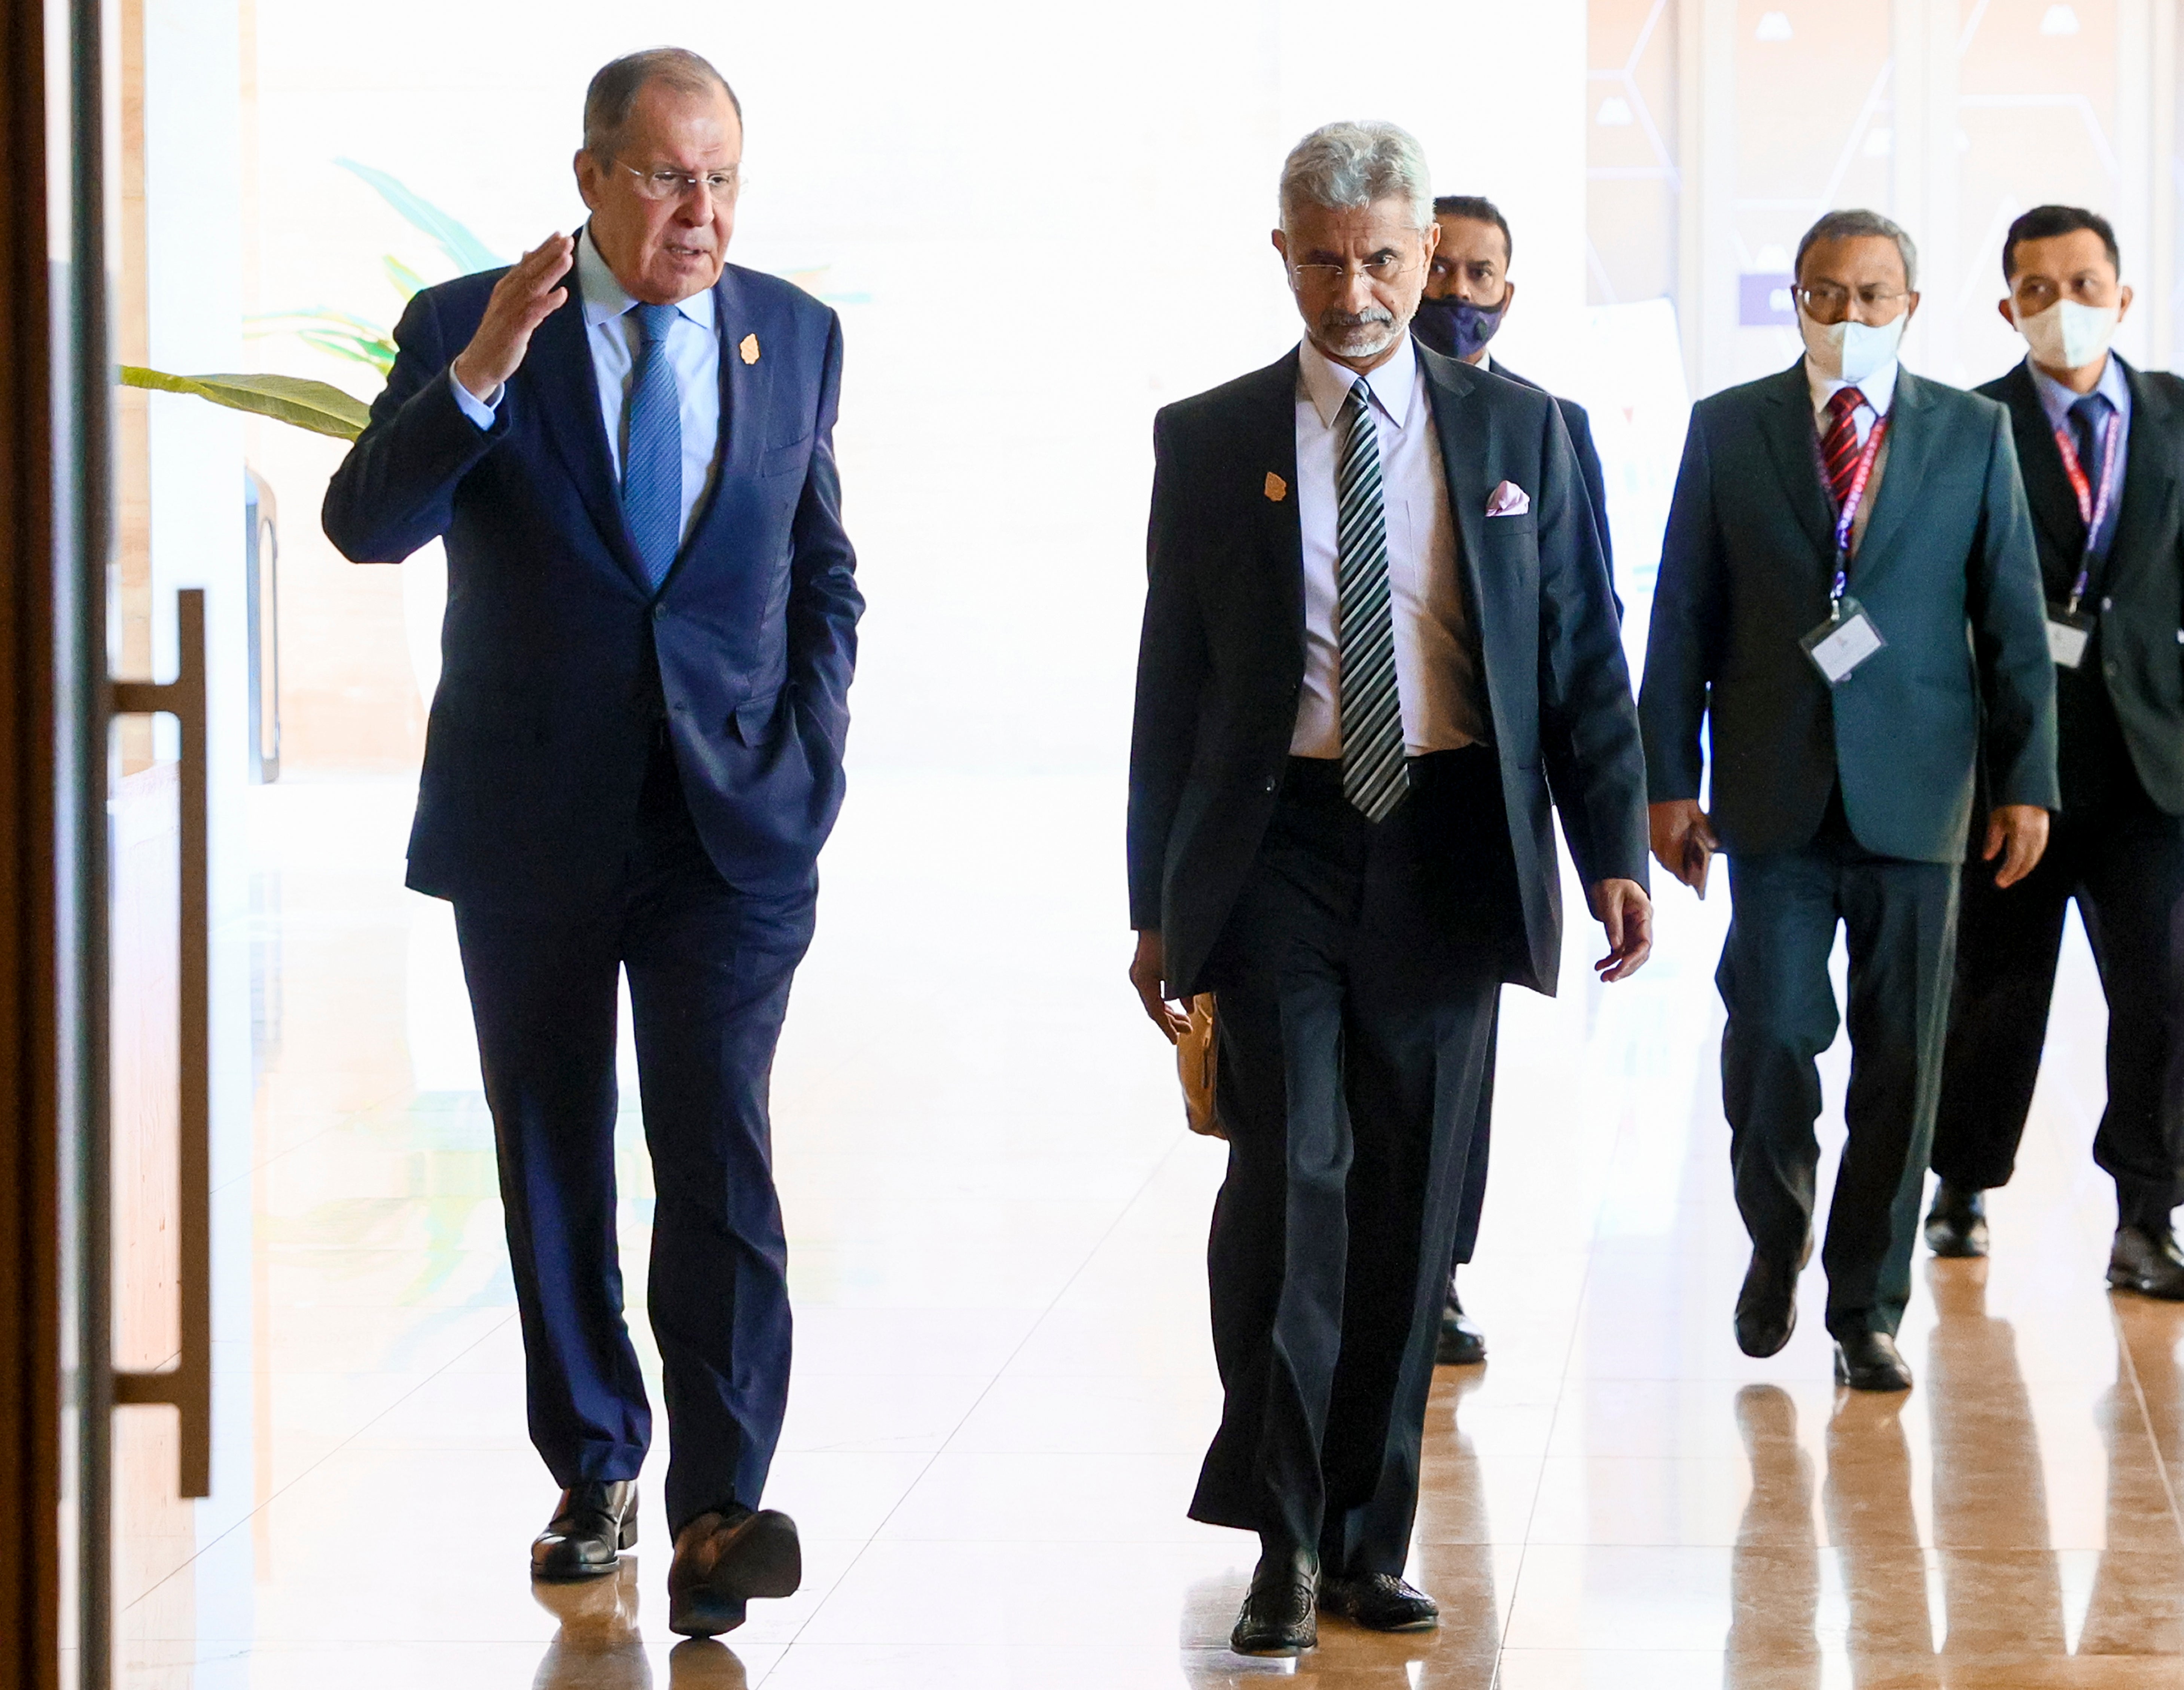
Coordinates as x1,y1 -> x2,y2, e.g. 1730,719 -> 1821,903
453,227 -> 722,547
1804,355 -> 1899,447
1291,334 -> 1487,757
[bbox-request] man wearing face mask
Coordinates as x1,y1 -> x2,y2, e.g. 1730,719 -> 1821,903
1413,194 -> 1615,1371
1641,208 -> 2056,1392
1923,206 -> 2184,1297
1415,194 -> 1613,585
1128,121 -> 1648,1656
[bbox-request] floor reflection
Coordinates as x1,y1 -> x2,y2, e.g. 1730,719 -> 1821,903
531,1565 -> 754,1690
1722,1260 -> 2184,1686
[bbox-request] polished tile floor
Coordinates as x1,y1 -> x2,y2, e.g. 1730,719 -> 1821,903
122,770 -> 2184,1687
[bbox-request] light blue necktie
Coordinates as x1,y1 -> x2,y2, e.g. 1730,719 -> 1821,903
621,302 -> 682,591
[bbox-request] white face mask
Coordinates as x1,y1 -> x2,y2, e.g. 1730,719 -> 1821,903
1798,308 -> 1906,385
2014,297 -> 2120,372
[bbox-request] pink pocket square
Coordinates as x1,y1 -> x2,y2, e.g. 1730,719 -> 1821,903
1486,480 -> 1530,517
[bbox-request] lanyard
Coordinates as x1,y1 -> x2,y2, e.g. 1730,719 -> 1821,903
1830,413 -> 1889,617
2052,407 -> 2124,611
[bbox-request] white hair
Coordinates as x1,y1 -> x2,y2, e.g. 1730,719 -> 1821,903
1279,121 -> 1435,232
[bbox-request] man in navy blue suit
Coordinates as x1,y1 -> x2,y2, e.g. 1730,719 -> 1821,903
323,48 -> 860,1638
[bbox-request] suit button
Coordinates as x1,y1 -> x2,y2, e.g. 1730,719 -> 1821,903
653,603 -> 667,621
2106,661 -> 2120,676
1264,777 -> 1278,793
2102,596 -> 2114,612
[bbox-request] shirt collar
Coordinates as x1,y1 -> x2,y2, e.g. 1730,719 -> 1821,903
577,225 -> 718,335
1298,332 -> 1420,431
1804,355 -> 1899,419
2027,350 -> 2131,433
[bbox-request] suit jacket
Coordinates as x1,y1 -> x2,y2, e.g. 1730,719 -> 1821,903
1127,345 -> 1649,1000
1640,361 -> 2057,863
1493,362 -> 1613,578
1977,355 -> 2184,816
323,262 -> 863,912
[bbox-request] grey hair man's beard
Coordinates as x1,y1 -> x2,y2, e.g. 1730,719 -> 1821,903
1318,307 -> 1402,358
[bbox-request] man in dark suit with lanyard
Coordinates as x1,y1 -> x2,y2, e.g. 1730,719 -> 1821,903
323,49 -> 861,1636
1128,119 -> 1650,1657
1923,206 -> 2184,1297
1410,191 -> 1619,1368
1642,208 -> 2056,1393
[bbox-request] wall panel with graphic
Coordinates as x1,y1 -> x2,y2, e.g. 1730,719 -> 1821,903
1589,0 -> 2175,398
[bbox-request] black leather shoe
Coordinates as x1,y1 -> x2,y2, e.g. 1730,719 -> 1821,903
1436,1292 -> 1487,1367
531,1481 -> 639,1581
1734,1252 -> 1799,1358
2109,1225 -> 2184,1300
667,1505 -> 803,1638
1924,1182 -> 1989,1258
1231,1545 -> 1318,1657
1833,1330 -> 1913,1392
1319,1571 -> 1439,1632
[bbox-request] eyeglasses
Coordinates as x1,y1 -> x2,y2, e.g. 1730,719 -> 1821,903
1290,254 -> 1421,289
1794,282 -> 1911,322
620,162 -> 743,205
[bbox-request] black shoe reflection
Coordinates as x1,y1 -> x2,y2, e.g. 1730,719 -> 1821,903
532,1561 -> 652,1690
666,1639 -> 751,1689
530,1570 -> 753,1689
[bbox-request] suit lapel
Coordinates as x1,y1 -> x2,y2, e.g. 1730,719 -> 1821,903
526,286 -> 650,589
664,266 -> 771,584
1850,367 -> 1938,571
1994,360 -> 2084,568
1252,350 -> 1306,671
1423,352 -> 1492,624
1755,362 -> 1836,562
2105,356 -> 2175,593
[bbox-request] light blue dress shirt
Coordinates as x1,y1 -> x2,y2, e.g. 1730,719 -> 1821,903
2027,350 -> 2132,559
452,226 -> 722,547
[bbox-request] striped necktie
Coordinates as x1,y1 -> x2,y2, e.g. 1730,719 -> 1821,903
1821,386 -> 1865,509
1336,377 -> 1408,823
622,301 -> 682,591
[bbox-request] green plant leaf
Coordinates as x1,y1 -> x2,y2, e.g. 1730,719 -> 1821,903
335,158 -> 503,276
247,308 -> 397,375
383,254 -> 429,301
119,367 -> 372,441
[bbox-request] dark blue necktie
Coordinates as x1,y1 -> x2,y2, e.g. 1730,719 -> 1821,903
622,302 -> 682,590
2070,391 -> 2116,556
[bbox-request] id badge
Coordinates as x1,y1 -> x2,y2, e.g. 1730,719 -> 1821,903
2046,604 -> 2096,670
1800,597 -> 1886,686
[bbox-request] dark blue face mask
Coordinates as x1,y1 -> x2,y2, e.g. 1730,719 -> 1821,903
1411,294 -> 1508,361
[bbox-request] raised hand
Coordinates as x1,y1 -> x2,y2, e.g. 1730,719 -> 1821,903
451,233 -> 575,402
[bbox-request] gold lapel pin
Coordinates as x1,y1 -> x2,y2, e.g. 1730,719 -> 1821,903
1264,472 -> 1287,502
739,332 -> 761,366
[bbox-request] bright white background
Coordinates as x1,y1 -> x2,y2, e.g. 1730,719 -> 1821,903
246,0 -> 1592,778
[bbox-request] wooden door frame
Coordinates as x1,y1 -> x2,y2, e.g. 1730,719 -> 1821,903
2,0 -> 68,1681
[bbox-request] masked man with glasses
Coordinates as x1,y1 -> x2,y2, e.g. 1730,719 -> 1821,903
1410,191 -> 1617,1371
1923,206 -> 2184,1298
1128,120 -> 1649,1657
1642,208 -> 2056,1392
324,49 -> 862,1635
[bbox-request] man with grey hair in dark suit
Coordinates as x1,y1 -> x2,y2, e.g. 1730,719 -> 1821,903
1128,118 -> 1650,1658
1642,207 -> 2057,1395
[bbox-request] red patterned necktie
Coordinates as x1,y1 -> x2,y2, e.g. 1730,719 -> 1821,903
1822,386 -> 1865,508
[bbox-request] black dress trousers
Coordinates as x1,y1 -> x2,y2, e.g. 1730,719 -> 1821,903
1718,792 -> 1959,1338
1931,764 -> 2184,1229
1191,749 -> 1510,1577
453,728 -> 817,1537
